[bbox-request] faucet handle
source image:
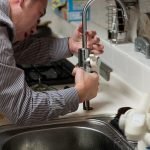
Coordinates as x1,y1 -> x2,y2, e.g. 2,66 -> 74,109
86,54 -> 100,73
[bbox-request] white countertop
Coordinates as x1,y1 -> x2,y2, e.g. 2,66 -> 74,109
59,56 -> 143,119
62,73 -> 141,118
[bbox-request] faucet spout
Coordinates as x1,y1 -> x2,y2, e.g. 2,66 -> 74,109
82,0 -> 96,49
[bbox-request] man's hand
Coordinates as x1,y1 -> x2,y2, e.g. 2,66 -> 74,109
69,23 -> 104,54
72,67 -> 99,102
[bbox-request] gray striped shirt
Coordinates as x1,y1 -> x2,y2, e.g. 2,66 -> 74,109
0,0 -> 79,125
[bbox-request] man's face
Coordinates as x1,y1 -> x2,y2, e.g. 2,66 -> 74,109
10,0 -> 47,41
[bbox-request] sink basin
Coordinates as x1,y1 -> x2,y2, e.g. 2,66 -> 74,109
0,116 -> 133,150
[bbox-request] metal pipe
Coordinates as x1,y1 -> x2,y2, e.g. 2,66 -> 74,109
82,0 -> 95,49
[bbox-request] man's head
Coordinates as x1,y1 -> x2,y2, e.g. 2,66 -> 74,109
9,0 -> 47,41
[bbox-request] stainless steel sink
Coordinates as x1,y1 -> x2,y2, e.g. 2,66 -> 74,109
0,115 -> 134,150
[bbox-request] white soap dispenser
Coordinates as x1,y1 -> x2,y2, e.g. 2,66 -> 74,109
118,93 -> 150,148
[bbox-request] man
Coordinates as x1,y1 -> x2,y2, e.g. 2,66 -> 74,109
0,0 -> 104,125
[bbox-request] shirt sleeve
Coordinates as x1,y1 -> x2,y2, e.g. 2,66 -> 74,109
13,36 -> 73,64
0,26 -> 79,125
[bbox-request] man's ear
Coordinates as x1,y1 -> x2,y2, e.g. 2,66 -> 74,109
19,0 -> 25,8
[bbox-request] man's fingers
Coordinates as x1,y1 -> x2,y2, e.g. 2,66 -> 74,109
77,23 -> 83,33
94,37 -> 100,44
72,67 -> 78,76
88,37 -> 100,45
87,43 -> 104,54
91,71 -> 99,77
92,44 -> 104,51
87,31 -> 96,37
72,67 -> 84,76
91,50 -> 103,54
86,31 -> 96,40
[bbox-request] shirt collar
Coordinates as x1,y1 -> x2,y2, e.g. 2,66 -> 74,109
0,0 -> 14,41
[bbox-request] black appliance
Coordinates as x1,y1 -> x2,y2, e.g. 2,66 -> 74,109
17,59 -> 75,88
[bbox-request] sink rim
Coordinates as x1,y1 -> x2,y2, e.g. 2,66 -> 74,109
0,113 -> 115,132
0,114 -> 134,150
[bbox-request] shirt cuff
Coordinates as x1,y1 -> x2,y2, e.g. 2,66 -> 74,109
58,87 -> 79,113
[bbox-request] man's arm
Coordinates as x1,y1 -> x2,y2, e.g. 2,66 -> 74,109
0,26 -> 79,125
13,36 -> 72,64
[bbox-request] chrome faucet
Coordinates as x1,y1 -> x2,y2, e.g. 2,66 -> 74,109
78,0 -> 100,110
78,0 -> 129,110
